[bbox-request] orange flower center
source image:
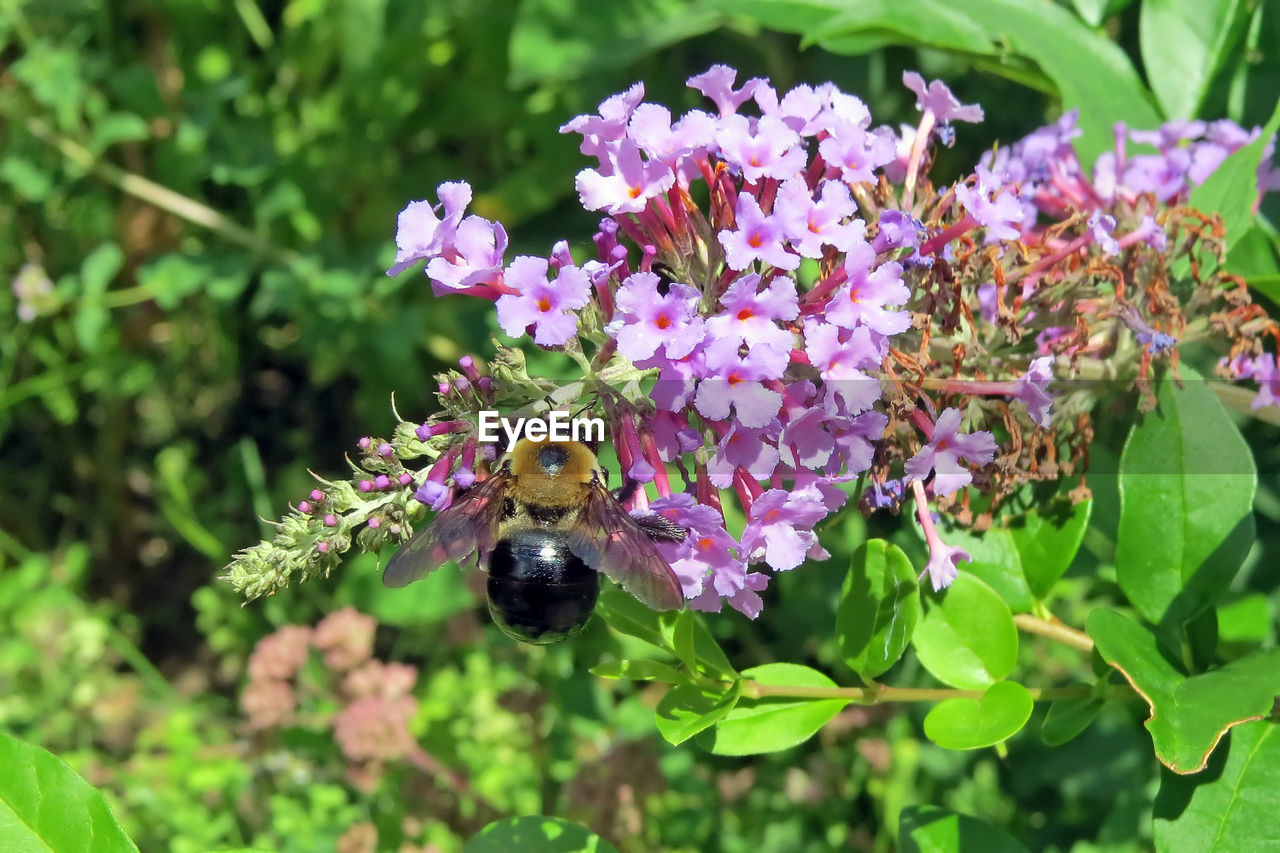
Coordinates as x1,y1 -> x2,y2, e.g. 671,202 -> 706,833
536,297 -> 552,312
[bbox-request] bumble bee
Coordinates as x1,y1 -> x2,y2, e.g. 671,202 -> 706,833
383,437 -> 687,644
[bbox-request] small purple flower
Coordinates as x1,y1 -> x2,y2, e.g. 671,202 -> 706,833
902,72 -> 983,124
1087,211 -> 1120,256
388,181 -> 472,276
904,408 -> 997,497
575,138 -> 675,215
803,321 -> 883,414
740,487 -> 831,571
495,256 -> 592,346
1250,354 -> 1280,410
871,210 -> 923,253
954,165 -> 1029,243
921,537 -> 969,591
818,124 -> 896,184
1016,356 -> 1056,428
694,339 -> 785,428
707,423 -> 781,487
628,104 -> 716,166
705,273 -> 798,358
719,193 -> 800,270
425,215 -> 508,294
560,82 -> 646,161
773,177 -> 865,258
687,65 -> 764,117
606,271 -> 705,361
823,242 -> 910,336
715,114 -> 807,183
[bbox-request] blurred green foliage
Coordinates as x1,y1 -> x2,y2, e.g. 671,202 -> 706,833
2,0 -> 1279,850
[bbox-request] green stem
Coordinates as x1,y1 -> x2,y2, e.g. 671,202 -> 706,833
1012,612 -> 1095,653
738,681 -> 1106,703
25,118 -> 302,268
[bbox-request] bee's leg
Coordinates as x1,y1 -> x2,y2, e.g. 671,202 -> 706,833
612,477 -> 638,505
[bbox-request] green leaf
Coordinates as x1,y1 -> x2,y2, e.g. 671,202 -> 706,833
700,663 -> 849,755
655,681 -> 741,745
508,0 -> 720,87
1153,721 -> 1280,851
1041,695 -> 1104,746
899,804 -> 1032,853
464,816 -> 619,853
1140,0 -> 1251,119
0,156 -> 54,201
931,519 -> 1033,614
923,681 -> 1034,750
1216,594 -> 1274,644
699,0 -> 845,34
1087,608 -> 1280,773
1115,366 -> 1257,626
1226,224 -> 1280,305
672,608 -> 697,672
913,573 -> 1019,689
1188,98 -> 1280,255
596,587 -> 669,652
90,111 -> 150,153
337,551 -> 473,627
73,242 -> 124,353
590,659 -> 686,683
1072,0 -> 1137,27
837,539 -> 920,677
1009,497 -> 1092,600
0,730 -> 139,852
940,0 -> 1161,164
807,0 -> 998,55
596,590 -> 736,678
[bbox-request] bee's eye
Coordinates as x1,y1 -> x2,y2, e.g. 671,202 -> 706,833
537,444 -> 569,475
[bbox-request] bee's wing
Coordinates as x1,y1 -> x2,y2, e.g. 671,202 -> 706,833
567,483 -> 686,611
382,473 -> 509,588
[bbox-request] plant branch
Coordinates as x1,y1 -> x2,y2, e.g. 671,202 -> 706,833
1012,613 -> 1095,653
25,117 -> 303,269
738,681 -> 1103,703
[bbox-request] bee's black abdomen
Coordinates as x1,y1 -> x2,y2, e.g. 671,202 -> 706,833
486,529 -> 599,644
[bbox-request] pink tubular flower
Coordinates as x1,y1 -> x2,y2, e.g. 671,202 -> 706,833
719,193 -> 800,271
387,181 -> 473,276
575,138 -> 675,215
687,64 -> 764,116
911,480 -> 971,591
905,408 -> 998,497
694,340 -> 785,428
424,215 -> 508,295
496,256 -> 592,346
773,177 -> 865,258
902,72 -> 984,124
823,242 -> 910,336
715,114 -> 806,183
1250,353 -> 1280,410
706,273 -> 799,358
954,165 -> 1030,243
605,271 -> 705,361
740,487 -> 831,572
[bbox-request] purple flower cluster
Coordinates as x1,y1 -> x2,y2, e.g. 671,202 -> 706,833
220,66 -> 1279,621
376,66 -> 1280,613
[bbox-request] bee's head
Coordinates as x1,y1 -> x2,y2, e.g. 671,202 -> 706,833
508,438 -> 597,484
